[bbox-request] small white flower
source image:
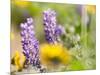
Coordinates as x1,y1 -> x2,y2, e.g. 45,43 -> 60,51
69,26 -> 75,33
76,34 -> 80,42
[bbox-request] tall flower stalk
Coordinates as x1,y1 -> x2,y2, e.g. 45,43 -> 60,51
43,9 -> 65,44
20,18 -> 45,72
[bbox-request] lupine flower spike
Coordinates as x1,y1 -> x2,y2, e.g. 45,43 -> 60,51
20,18 -> 45,72
43,9 -> 65,44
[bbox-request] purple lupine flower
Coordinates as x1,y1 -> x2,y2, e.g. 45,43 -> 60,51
20,18 -> 39,65
20,17 -> 46,72
55,25 -> 66,36
43,9 -> 65,43
43,9 -> 56,43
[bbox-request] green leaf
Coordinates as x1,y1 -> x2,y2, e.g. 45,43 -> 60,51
69,58 -> 85,70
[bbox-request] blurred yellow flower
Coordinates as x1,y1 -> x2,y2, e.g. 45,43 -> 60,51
85,5 -> 96,14
39,43 -> 71,68
10,32 -> 14,40
11,51 -> 26,71
12,0 -> 29,8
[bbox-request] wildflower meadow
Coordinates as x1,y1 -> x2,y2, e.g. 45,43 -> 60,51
11,1 -> 96,74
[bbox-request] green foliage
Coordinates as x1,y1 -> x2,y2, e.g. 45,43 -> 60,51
68,58 -> 85,70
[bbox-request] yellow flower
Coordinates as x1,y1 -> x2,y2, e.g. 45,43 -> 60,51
11,51 -> 26,71
39,43 -> 71,68
12,0 -> 29,8
10,32 -> 14,40
85,5 -> 96,14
